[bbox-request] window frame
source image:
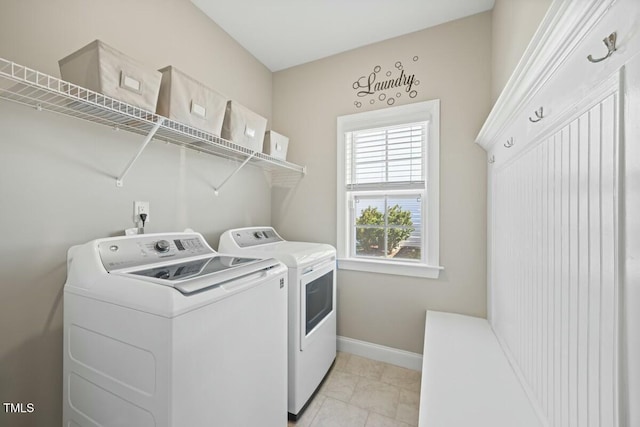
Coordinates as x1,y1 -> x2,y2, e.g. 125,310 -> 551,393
336,100 -> 442,279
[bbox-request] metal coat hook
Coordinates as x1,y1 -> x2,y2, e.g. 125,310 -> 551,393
529,107 -> 544,123
504,137 -> 515,148
587,32 -> 617,63
488,155 -> 495,164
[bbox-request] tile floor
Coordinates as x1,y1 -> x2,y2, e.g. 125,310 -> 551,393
288,352 -> 421,427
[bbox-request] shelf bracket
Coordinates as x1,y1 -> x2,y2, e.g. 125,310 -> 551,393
214,152 -> 257,196
116,118 -> 165,187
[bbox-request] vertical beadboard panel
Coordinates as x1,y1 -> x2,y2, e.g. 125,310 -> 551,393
568,119 -> 579,427
554,130 -> 563,427
561,125 -> 570,427
577,111 -> 590,427
491,91 -> 619,426
599,94 -> 617,427
588,102 -> 602,427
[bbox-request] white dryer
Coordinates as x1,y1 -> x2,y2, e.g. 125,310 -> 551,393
63,231 -> 287,427
219,226 -> 337,418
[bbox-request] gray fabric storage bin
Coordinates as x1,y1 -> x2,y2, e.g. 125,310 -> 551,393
156,66 -> 227,135
221,101 -> 268,153
263,131 -> 289,160
59,40 -> 162,112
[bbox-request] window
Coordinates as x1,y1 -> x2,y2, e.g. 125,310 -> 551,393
337,100 -> 442,278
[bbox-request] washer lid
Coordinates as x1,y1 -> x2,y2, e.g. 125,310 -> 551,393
117,256 -> 281,294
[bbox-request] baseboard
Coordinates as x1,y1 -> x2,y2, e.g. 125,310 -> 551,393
337,336 -> 423,371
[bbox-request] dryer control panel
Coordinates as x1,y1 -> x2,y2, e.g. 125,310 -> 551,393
98,233 -> 214,272
225,227 -> 284,248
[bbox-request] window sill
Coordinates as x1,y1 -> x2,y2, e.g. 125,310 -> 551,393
337,258 -> 444,279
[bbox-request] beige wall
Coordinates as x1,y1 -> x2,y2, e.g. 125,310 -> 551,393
272,12 -> 492,354
491,0 -> 552,102
0,0 -> 272,425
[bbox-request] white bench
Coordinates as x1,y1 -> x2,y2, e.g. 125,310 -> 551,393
418,311 -> 541,427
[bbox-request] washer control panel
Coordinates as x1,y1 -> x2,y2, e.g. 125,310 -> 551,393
98,233 -> 213,272
228,227 -> 283,248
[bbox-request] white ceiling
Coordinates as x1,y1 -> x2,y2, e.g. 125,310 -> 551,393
191,0 -> 495,71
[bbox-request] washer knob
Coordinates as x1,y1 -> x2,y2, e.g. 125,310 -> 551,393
254,231 -> 263,239
155,240 -> 171,253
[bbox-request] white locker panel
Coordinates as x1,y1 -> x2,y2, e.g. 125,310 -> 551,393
491,89 -> 619,427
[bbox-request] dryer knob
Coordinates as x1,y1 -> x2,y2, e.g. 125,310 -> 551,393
155,240 -> 171,253
254,232 -> 264,239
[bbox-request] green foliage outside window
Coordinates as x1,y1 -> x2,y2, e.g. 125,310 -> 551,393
356,205 -> 414,255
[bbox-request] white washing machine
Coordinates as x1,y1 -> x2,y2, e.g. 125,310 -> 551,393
63,231 -> 288,427
219,226 -> 337,418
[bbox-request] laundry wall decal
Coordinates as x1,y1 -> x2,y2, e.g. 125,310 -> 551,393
352,56 -> 420,108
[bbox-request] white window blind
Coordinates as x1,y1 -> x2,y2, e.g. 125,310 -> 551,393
346,122 -> 426,191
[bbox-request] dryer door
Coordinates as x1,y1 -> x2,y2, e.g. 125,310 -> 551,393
300,258 -> 335,350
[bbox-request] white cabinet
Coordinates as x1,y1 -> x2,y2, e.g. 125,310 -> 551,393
476,0 -> 640,425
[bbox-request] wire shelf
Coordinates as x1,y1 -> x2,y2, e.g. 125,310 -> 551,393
0,57 -> 306,180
